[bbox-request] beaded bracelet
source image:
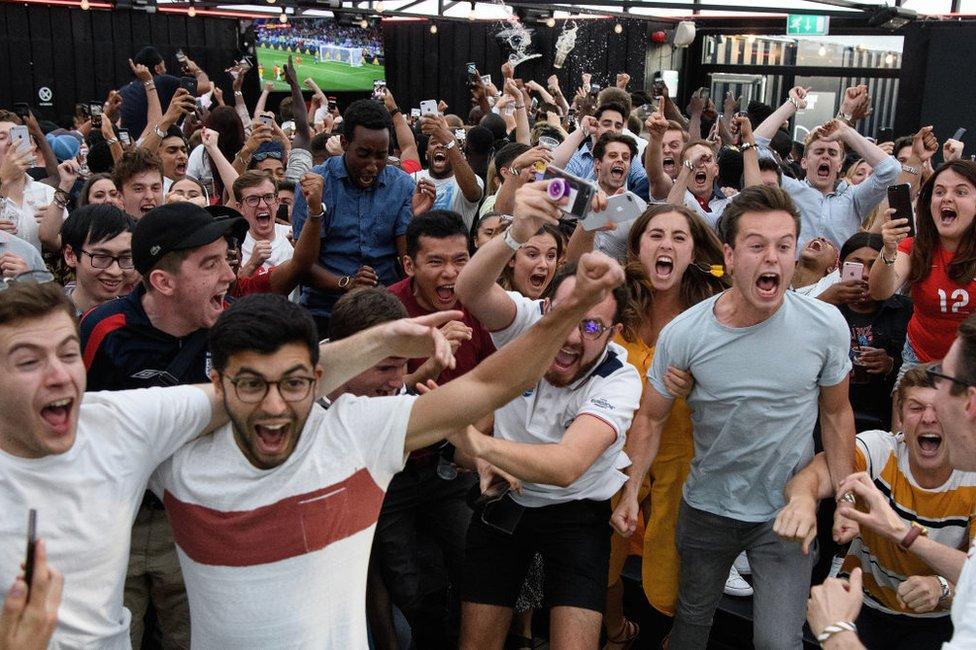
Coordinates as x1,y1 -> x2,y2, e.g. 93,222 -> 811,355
816,620 -> 857,646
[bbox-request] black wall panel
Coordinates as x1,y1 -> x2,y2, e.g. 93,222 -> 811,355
0,5 -> 242,126
896,20 -> 976,149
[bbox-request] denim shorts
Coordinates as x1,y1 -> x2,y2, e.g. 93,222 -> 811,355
893,337 -> 921,392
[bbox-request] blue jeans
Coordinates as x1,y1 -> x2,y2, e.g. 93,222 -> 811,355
670,501 -> 815,650
894,337 -> 921,389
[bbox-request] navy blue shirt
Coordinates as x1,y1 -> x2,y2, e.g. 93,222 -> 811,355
80,285 -> 210,391
291,155 -> 414,317
119,74 -> 181,138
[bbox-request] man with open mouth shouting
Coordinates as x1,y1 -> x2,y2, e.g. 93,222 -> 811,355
414,113 -> 484,231
626,185 -> 857,649
774,362 -> 976,649
453,181 -> 643,648
753,85 -> 900,252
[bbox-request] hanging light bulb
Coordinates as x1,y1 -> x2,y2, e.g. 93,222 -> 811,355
430,23 -> 438,34
884,52 -> 895,65
360,18 -> 369,28
187,4 -> 196,17
614,22 -> 623,34
545,17 -> 555,28
279,10 -> 287,23
375,1 -> 384,11
468,1 -> 477,21
818,45 -> 827,56
266,0 -> 276,4
80,0 -> 90,9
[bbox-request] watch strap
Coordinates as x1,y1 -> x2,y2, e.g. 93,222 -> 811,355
502,227 -> 524,251
899,522 -> 927,550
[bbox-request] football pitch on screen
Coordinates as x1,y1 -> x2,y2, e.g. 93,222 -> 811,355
256,46 -> 386,92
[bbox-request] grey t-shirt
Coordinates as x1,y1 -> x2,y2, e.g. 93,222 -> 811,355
649,290 -> 851,522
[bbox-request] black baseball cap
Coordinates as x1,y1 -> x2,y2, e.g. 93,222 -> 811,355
132,203 -> 247,275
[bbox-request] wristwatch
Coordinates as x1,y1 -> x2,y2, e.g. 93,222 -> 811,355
740,142 -> 757,152
901,163 -> 921,175
881,249 -> 897,266
899,522 -> 928,551
338,275 -> 351,289
837,111 -> 853,122
683,159 -> 695,172
445,139 -> 457,150
308,208 -> 325,219
153,125 -> 166,139
937,575 -> 951,601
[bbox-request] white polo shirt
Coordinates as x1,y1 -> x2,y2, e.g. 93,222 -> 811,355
490,291 -> 642,508
682,189 -> 730,230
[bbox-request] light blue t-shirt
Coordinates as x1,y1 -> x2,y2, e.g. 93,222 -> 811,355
649,290 -> 852,522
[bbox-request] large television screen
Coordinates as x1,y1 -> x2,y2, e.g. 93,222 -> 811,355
253,18 -> 385,92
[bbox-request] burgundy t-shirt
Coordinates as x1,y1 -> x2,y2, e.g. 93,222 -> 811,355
388,277 -> 496,384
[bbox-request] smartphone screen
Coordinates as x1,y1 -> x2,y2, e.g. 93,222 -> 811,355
180,77 -> 197,96
24,509 -> 36,592
887,183 -> 915,238
952,127 -> 967,141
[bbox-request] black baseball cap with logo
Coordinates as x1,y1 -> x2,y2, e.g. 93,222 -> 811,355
132,203 -> 247,275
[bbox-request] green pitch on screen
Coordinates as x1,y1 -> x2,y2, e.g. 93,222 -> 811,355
256,46 -> 386,92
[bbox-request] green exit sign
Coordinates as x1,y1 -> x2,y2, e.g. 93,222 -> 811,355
787,14 -> 830,36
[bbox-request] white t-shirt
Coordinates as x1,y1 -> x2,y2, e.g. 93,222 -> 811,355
0,386 -> 212,650
793,269 -> 840,298
490,291 -> 642,507
945,540 -> 976,648
415,170 -> 484,230
0,175 -> 56,251
682,189 -> 730,230
242,223 -> 294,270
149,394 -> 416,649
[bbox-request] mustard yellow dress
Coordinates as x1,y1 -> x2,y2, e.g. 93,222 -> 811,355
608,334 -> 694,617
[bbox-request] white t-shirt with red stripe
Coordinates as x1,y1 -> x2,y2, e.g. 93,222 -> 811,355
149,394 -> 415,649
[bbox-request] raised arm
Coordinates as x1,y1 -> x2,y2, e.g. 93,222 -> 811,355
266,173 -> 323,295
643,108 -> 674,200
200,129 -> 238,201
736,115 -> 762,188
253,81 -> 272,120
421,114 -> 481,203
755,86 -> 807,142
552,114 -> 595,168
24,112 -> 58,185
139,88 -> 196,154
547,75 -> 570,117
492,146 -> 552,215
382,88 -> 419,167
181,55 -> 211,96
38,160 -> 79,250
868,209 -> 912,300
406,249 -> 624,451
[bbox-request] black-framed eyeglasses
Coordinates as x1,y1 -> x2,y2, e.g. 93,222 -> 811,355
926,364 -> 974,390
578,318 -> 611,340
80,250 -> 134,270
241,193 -> 277,208
226,374 -> 317,403
0,270 -> 55,290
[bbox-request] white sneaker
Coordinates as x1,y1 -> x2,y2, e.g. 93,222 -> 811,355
723,565 -> 753,597
733,551 -> 751,576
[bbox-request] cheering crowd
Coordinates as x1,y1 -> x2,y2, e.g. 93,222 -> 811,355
0,37 -> 975,650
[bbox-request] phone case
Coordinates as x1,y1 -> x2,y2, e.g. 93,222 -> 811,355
584,192 -> 648,231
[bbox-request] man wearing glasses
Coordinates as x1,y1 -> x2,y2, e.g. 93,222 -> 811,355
59,204 -> 137,315
232,171 -> 294,279
453,182 -> 642,648
805,316 -> 976,648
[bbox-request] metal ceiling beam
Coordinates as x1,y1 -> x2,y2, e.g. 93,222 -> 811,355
501,0 -> 866,18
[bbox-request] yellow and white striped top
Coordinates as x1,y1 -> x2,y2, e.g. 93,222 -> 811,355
841,430 -> 976,618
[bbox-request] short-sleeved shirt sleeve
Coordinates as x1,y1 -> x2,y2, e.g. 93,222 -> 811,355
327,393 -> 418,485
489,290 -> 545,349
853,429 -> 896,478
577,363 -> 642,440
87,385 -> 213,469
819,307 -> 854,387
